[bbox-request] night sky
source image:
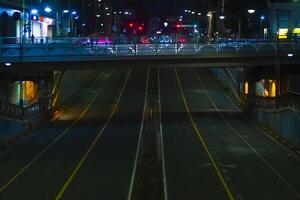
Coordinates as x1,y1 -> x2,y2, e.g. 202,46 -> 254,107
112,0 -> 213,16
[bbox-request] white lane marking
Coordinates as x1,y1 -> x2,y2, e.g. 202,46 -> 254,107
127,68 -> 150,200
158,68 -> 169,200
194,70 -> 300,199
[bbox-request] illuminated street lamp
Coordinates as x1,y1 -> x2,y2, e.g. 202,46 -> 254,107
248,9 -> 255,14
260,16 -> 266,39
44,7 -> 52,13
31,9 -> 38,14
219,16 -> 225,37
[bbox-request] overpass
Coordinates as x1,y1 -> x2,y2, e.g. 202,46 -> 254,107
0,37 -> 300,71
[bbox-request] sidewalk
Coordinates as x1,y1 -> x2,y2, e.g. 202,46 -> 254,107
0,117 -> 26,147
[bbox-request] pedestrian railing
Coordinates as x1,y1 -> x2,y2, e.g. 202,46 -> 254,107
250,91 -> 300,111
0,37 -> 299,62
0,100 -> 43,120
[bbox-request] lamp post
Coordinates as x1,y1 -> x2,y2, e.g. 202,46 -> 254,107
260,15 -> 265,39
219,15 -> 225,37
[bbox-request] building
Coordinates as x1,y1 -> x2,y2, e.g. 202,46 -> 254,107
84,0 -> 113,35
0,0 -> 62,39
267,0 -> 300,39
0,0 -> 22,37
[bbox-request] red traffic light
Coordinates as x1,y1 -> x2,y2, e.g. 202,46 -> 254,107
129,22 -> 134,28
175,24 -> 181,28
138,26 -> 143,31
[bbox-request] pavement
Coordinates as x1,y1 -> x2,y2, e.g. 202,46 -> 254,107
0,68 -> 300,200
0,118 -> 25,147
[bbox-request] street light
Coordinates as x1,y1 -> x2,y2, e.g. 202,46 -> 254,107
63,10 -> 69,14
219,16 -> 225,37
260,16 -> 265,39
248,9 -> 255,14
31,9 -> 38,14
44,7 -> 52,13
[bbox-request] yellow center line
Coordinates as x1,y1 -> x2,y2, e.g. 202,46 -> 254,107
0,71 -> 113,193
54,69 -> 132,200
174,69 -> 235,200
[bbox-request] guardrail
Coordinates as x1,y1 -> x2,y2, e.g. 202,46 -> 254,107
0,100 -> 43,120
250,91 -> 300,110
0,37 -> 299,63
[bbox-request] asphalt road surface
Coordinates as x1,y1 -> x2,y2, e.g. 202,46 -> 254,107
0,68 -> 300,200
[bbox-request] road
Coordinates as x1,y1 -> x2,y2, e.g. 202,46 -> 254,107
0,68 -> 300,200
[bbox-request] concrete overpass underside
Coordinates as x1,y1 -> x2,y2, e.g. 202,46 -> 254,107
2,53 -> 300,72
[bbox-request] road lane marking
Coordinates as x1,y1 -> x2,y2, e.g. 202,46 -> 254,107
54,69 -> 132,200
158,68 -> 169,200
0,71 -> 113,193
174,69 -> 235,200
127,68 -> 150,200
193,69 -> 300,199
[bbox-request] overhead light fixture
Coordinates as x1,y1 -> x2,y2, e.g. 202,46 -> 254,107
31,9 -> 38,14
4,63 -> 12,67
248,9 -> 255,14
44,7 -> 52,13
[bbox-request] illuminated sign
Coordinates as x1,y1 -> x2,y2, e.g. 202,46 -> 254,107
39,16 -> 55,25
293,28 -> 300,34
278,28 -> 288,39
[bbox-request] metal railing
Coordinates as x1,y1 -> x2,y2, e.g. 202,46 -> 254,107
0,37 -> 299,62
250,91 -> 300,110
0,100 -> 43,119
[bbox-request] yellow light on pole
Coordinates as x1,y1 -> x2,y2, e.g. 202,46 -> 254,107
245,81 -> 249,94
270,81 -> 276,97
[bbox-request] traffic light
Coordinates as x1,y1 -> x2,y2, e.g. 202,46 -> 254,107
129,22 -> 134,28
138,26 -> 143,31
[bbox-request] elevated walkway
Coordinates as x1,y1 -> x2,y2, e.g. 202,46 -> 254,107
1,38 -> 299,71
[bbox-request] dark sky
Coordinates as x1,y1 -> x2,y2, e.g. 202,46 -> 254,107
112,0 -> 213,16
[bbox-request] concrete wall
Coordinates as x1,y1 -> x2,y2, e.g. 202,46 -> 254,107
0,70 -> 96,148
212,67 -> 300,148
253,107 -> 300,148
53,70 -> 96,109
